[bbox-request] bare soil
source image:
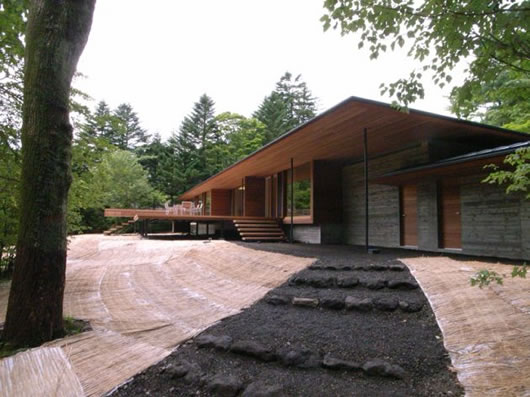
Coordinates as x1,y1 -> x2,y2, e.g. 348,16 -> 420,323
112,243 -> 463,397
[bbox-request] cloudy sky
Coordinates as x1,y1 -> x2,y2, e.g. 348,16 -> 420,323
76,0 -> 462,140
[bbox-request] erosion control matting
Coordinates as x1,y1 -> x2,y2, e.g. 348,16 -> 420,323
0,236 -> 312,397
112,244 -> 463,397
403,256 -> 530,397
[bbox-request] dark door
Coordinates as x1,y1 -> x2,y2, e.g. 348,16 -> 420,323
440,180 -> 461,249
400,185 -> 418,246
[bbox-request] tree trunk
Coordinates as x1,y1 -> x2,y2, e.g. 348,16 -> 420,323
3,0 -> 96,347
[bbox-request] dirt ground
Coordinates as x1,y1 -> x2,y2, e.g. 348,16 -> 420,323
112,244 -> 464,397
0,236 -> 311,397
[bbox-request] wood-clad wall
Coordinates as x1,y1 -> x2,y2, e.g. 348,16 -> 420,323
210,189 -> 232,216
244,176 -> 265,217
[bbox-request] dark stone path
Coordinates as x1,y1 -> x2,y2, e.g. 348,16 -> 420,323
112,244 -> 463,397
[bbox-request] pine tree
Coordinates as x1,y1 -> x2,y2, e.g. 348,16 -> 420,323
109,103 -> 151,150
79,100 -> 114,141
167,94 -> 219,195
254,72 -> 317,144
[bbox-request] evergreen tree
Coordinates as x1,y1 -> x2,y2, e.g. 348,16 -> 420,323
109,103 -> 151,150
254,72 -> 317,144
79,100 -> 114,141
167,94 -> 219,194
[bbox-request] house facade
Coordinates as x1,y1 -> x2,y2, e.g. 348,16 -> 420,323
179,97 -> 530,260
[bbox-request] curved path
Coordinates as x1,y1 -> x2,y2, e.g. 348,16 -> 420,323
402,257 -> 530,397
0,235 -> 313,397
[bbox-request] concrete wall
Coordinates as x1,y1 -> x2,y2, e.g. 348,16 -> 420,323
342,144 -> 429,247
342,146 -> 530,260
292,225 -> 321,244
460,175 -> 530,260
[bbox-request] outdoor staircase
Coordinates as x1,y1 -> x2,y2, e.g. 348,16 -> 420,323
104,219 -> 136,236
233,219 -> 286,242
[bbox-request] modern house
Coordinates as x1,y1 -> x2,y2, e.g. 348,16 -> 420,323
106,97 -> 530,260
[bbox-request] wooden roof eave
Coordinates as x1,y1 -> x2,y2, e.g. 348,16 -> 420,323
179,96 -> 528,199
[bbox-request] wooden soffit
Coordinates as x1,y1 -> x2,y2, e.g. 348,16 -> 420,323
180,96 -> 527,199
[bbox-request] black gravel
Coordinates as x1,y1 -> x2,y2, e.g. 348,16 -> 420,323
112,243 -> 463,397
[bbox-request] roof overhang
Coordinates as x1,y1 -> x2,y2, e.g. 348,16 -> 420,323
180,96 -> 528,199
371,142 -> 530,185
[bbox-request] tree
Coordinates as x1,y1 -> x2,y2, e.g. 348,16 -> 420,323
450,67 -> 530,133
3,0 -> 96,347
321,0 -> 530,111
78,100 -> 115,141
92,150 -> 166,209
109,103 -> 150,150
254,72 -> 317,144
213,112 -> 265,169
167,94 -> 219,193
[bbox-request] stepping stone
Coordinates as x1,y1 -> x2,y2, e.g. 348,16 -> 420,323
362,359 -> 406,379
369,264 -> 389,271
387,280 -> 419,290
230,340 -> 276,362
373,297 -> 399,311
345,296 -> 373,312
207,374 -> 244,397
364,279 -> 386,290
163,360 -> 195,379
242,382 -> 285,397
265,295 -> 289,306
399,300 -> 424,312
292,297 -> 319,308
389,264 -> 405,271
337,277 -> 359,288
322,354 -> 361,371
308,277 -> 336,288
196,334 -> 233,351
278,348 -> 319,368
320,297 -> 345,310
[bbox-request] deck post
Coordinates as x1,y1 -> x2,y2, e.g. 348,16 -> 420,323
364,127 -> 369,252
290,157 -> 294,244
220,221 -> 225,239
196,222 -> 199,237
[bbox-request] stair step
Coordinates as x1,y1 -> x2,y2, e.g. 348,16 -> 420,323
233,219 -> 277,224
242,236 -> 285,241
235,223 -> 279,228
236,227 -> 283,232
240,232 -> 284,236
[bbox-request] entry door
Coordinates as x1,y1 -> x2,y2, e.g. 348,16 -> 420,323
440,180 -> 461,248
400,185 -> 418,246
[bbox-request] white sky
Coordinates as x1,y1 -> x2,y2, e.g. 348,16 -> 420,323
76,0 -> 462,140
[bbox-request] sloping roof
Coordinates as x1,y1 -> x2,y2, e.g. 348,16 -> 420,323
373,141 -> 530,185
180,96 -> 529,199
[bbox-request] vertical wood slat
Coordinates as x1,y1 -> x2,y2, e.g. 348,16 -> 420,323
400,184 -> 418,246
440,180 -> 462,248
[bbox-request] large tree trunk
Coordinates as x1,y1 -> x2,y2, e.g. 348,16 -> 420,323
3,0 -> 96,347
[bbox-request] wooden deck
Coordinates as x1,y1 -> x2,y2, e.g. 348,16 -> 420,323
104,208 -> 273,222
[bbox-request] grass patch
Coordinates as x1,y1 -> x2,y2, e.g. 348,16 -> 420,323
0,317 -> 91,359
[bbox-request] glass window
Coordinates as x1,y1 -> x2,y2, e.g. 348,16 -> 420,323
286,162 -> 311,217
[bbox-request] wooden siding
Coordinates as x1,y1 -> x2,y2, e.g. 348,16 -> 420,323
400,185 -> 418,246
244,176 -> 265,217
211,189 -> 232,216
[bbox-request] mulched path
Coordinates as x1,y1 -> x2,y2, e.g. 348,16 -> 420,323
112,243 -> 463,397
